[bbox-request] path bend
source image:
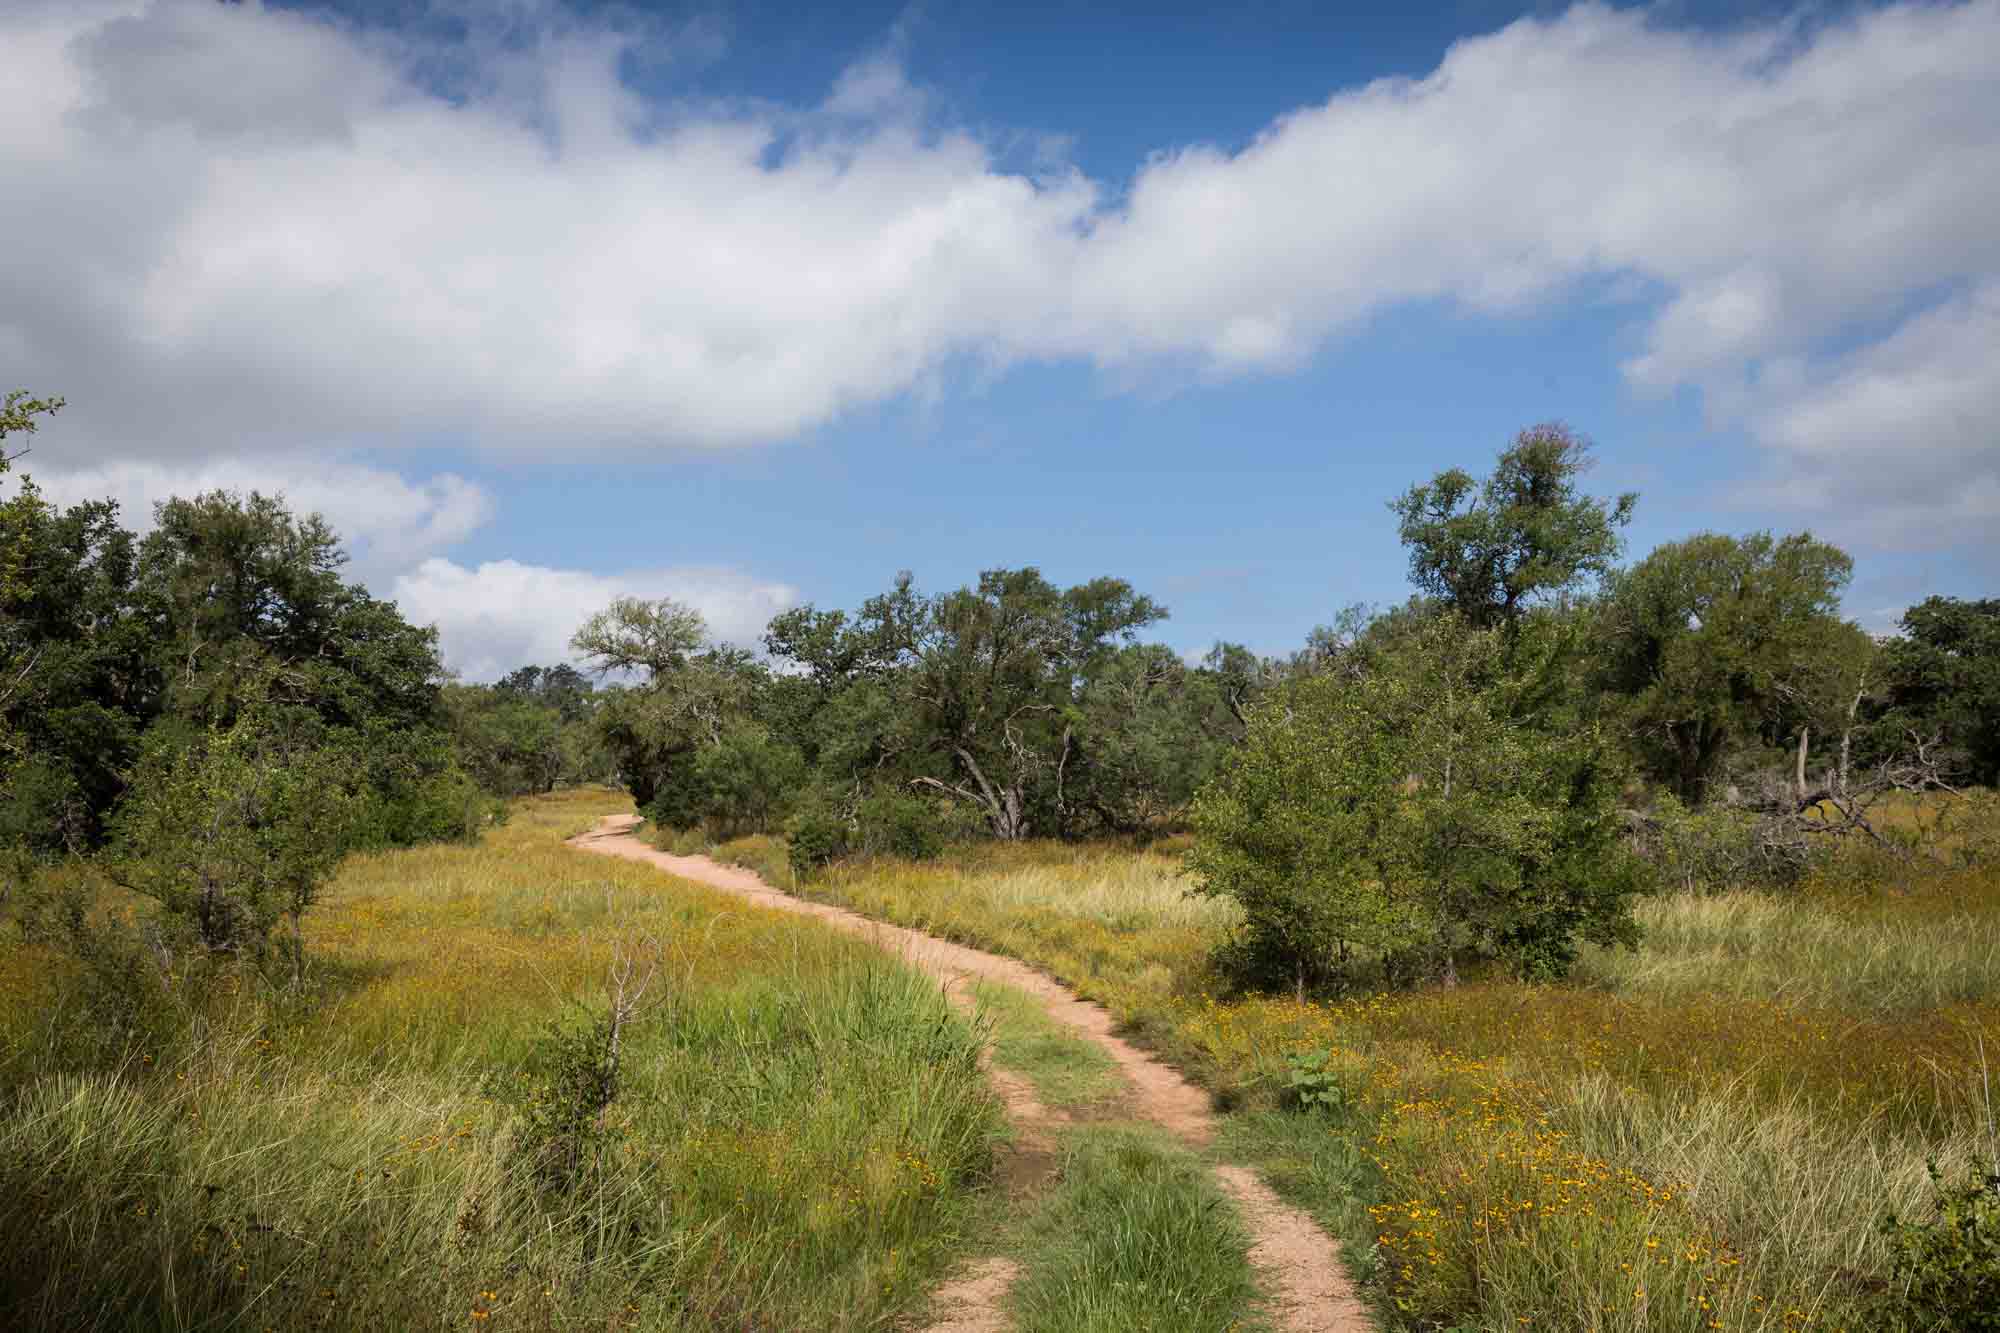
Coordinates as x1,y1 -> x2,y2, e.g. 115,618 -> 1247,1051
568,814 -> 1371,1333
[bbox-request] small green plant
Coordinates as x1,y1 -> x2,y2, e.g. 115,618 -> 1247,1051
1879,1158 -> 2000,1330
499,946 -> 660,1204
786,806 -> 848,880
1280,1046 -> 1347,1115
856,791 -> 946,861
505,1009 -> 621,1199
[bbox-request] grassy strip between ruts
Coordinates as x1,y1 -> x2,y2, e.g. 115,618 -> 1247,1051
1010,1124 -> 1269,1333
0,789 -> 1000,1332
784,837 -> 2000,1331
954,973 -> 1274,1333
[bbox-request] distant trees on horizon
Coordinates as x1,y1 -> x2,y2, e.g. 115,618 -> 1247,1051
4,390 -> 1994,992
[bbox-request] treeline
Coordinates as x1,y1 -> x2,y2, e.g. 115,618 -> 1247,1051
568,424 -> 1995,986
0,397 -> 490,871
575,424 -> 1994,852
4,391 -> 1994,990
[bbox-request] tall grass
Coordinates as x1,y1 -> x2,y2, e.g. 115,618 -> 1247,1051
798,831 -> 2000,1330
1579,883 -> 2000,1014
0,789 -> 1001,1331
803,842 -> 1228,1032
1010,1126 -> 1267,1333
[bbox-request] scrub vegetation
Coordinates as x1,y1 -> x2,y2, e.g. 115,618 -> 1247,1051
786,827 -> 2000,1331
7,393 -> 2000,1329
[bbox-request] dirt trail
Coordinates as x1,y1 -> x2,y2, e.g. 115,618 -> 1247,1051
568,814 -> 1371,1333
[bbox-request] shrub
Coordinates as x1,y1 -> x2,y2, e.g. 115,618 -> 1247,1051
111,717 -> 355,984
787,806 -> 849,881
690,722 -> 807,837
0,755 -> 85,855
856,791 -> 945,861
500,1009 -> 625,1201
1880,1158 -> 2000,1330
1628,791 -> 1790,895
1279,1046 -> 1349,1115
1188,614 -> 1641,995
9,872 -> 210,1061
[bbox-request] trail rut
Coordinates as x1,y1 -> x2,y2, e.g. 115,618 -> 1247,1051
569,814 -> 1371,1333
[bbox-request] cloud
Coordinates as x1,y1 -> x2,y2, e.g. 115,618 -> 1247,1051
1743,280 -> 2000,556
29,457 -> 494,573
2,0 -> 1996,554
392,557 -> 798,681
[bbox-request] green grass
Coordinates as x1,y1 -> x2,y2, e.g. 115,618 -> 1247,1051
1010,1126 -> 1268,1333
942,972 -> 1272,1332
0,789 -> 1002,1332
1576,885 -> 2000,1015
971,978 -> 1124,1112
782,829 -> 2000,1331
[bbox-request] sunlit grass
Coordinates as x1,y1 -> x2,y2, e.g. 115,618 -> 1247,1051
1579,882 -> 2000,1015
0,787 -> 1002,1331
970,978 -> 1124,1112
1010,1125 -> 1269,1333
802,831 -> 2000,1330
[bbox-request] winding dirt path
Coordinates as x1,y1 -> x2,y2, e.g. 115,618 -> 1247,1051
568,814 -> 1371,1333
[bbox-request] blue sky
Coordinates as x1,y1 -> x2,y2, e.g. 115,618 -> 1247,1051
4,0 -> 1995,676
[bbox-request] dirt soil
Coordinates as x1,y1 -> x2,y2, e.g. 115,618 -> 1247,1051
569,814 -> 1371,1332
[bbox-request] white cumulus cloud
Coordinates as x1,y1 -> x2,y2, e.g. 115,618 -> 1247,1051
29,457 -> 493,572
0,0 -> 1995,558
1743,280 -> 2000,551
391,557 -> 798,681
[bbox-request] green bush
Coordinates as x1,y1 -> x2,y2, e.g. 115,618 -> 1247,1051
0,755 -> 85,855
111,719 -> 354,977
1880,1158 -> 2000,1330
1188,614 -> 1641,995
1631,791 -> 1805,895
1279,1046 -> 1348,1115
495,1008 -> 625,1202
787,807 -> 849,881
856,791 -> 945,861
691,723 -> 806,836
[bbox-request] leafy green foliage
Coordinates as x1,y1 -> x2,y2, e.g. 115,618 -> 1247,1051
689,720 -> 807,836
110,702 -> 356,973
499,1008 -> 627,1201
1391,422 -> 1635,628
786,802 -> 849,880
855,789 -> 946,860
1879,1158 -> 2000,1330
1879,597 -> 2000,786
572,597 -> 759,811
1189,613 -> 1641,993
446,668 -> 611,798
1598,530 -> 1859,804
0,469 -> 476,855
1280,1046 -> 1349,1115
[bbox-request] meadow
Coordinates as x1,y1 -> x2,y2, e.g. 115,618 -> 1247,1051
0,790 -> 1001,1331
769,832 -> 2000,1330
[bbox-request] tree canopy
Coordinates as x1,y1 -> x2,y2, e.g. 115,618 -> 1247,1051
1878,596 -> 2000,786
1596,531 -> 1857,805
1391,423 -> 1636,628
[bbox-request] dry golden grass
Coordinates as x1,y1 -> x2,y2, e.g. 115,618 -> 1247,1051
798,833 -> 2000,1330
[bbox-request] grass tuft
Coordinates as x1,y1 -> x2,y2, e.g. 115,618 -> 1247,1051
1011,1126 -> 1267,1333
